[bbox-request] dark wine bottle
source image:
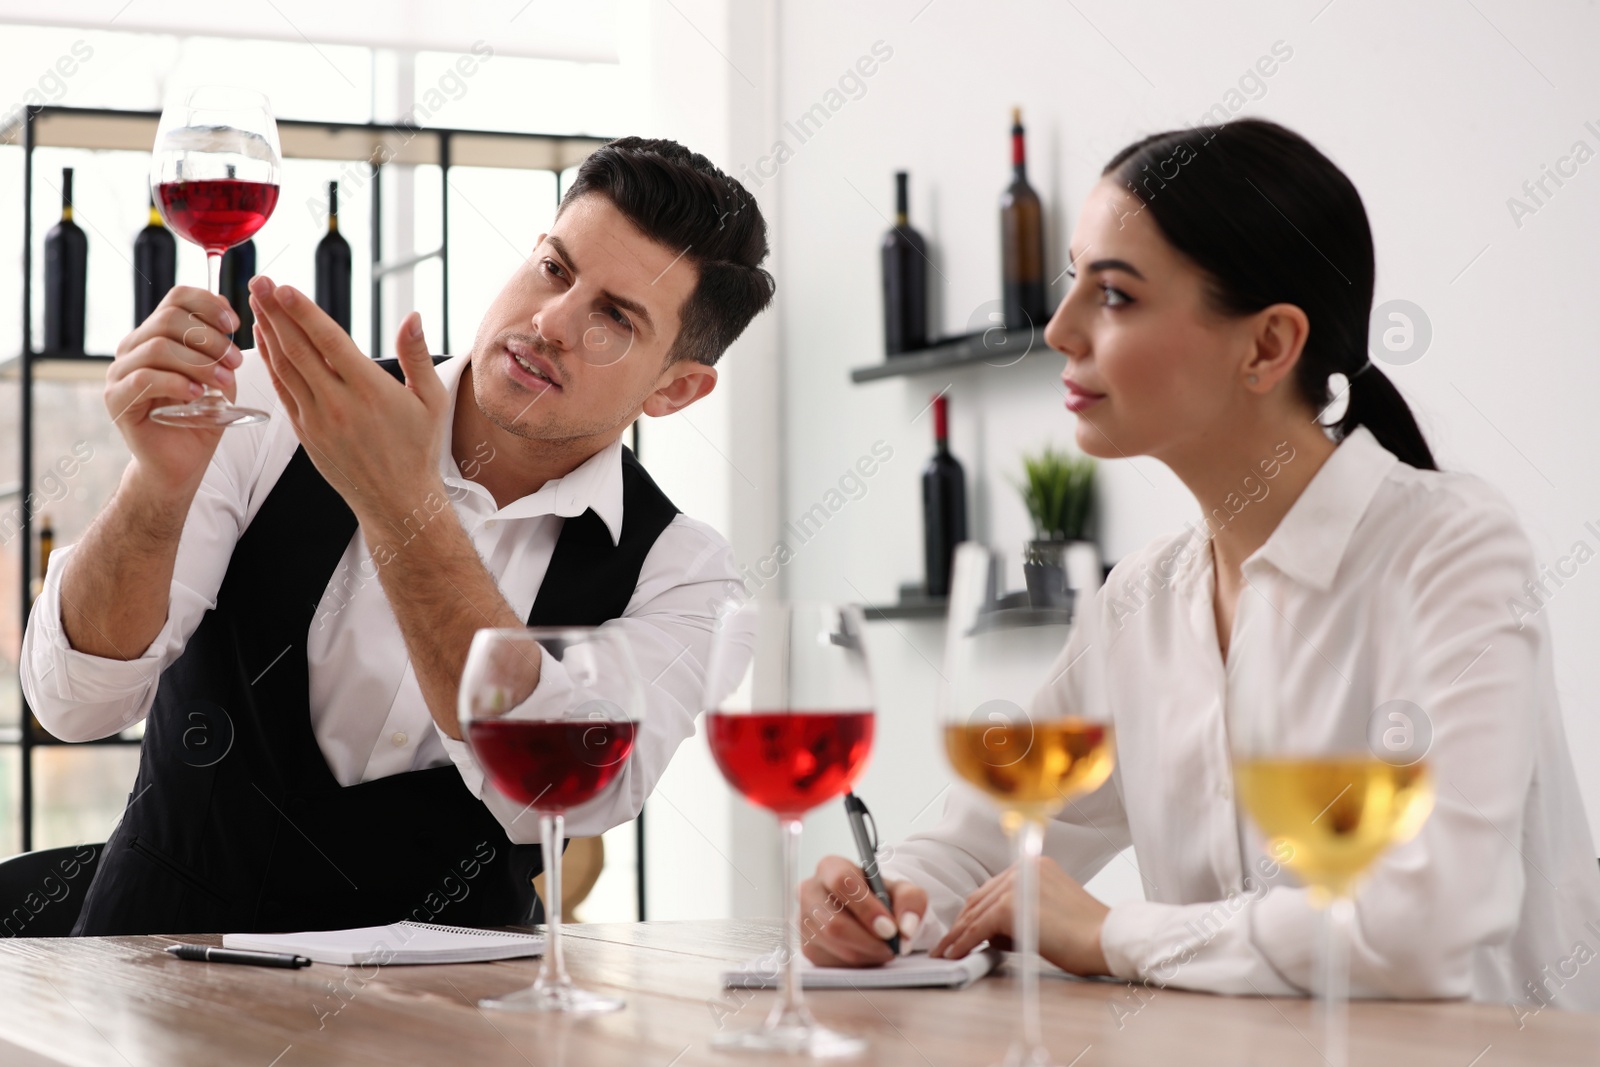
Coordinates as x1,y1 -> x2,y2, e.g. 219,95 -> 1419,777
316,180 -> 353,335
922,393 -> 968,599
43,167 -> 88,353
134,191 -> 177,326
881,170 -> 928,355
219,238 -> 256,345
1000,107 -> 1046,331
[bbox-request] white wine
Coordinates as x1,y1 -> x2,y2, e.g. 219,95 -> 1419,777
945,719 -> 1114,820
1234,757 -> 1433,898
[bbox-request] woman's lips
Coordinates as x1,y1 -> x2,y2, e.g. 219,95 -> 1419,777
1063,378 -> 1106,414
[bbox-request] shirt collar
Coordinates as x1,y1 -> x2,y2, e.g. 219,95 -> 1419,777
434,354 -> 626,546
1246,426 -> 1398,591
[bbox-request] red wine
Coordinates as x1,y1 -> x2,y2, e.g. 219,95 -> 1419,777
134,192 -> 176,326
881,170 -> 928,355
467,719 -> 637,813
315,180 -> 352,334
706,710 -> 874,818
922,392 -> 967,598
43,167 -> 88,353
1000,108 -> 1046,330
156,178 -> 278,253
219,239 -> 256,344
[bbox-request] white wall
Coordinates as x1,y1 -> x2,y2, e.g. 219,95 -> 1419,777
770,0 -> 1600,864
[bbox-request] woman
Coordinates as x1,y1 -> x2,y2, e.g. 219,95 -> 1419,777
802,119 -> 1600,1010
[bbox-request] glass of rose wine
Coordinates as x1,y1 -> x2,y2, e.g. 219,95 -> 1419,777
149,85 -> 281,427
939,543 -> 1115,1067
458,626 -> 643,1014
704,600 -> 876,1057
1230,575 -> 1433,1067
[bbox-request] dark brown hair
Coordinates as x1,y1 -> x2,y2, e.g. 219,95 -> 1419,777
560,136 -> 775,367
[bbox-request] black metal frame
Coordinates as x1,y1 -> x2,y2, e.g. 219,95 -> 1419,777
11,105 -> 646,920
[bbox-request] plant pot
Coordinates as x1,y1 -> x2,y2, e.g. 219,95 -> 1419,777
1022,540 -> 1070,608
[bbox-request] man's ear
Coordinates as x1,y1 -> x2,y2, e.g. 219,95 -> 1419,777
642,362 -> 717,417
1243,302 -> 1311,394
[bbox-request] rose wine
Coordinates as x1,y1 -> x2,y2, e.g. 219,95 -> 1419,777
1000,107 -> 1046,331
156,178 -> 279,254
944,719 -> 1114,820
1234,757 -> 1433,897
706,710 -> 874,818
466,719 -> 637,813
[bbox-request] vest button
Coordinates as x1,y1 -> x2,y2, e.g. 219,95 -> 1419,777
391,732 -> 408,747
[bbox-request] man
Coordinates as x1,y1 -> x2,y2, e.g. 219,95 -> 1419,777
20,137 -> 772,935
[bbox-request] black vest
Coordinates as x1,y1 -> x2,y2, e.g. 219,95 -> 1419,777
73,359 -> 678,935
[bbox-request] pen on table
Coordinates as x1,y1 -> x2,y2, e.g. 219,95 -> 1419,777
843,791 -> 900,955
165,944 -> 312,969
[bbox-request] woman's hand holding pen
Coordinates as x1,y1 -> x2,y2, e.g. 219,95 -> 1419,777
798,856 -> 926,967
931,855 -> 1112,976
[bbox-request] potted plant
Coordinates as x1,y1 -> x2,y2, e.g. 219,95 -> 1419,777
1015,447 -> 1096,607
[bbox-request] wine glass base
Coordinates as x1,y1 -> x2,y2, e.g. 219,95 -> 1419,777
711,1020 -> 867,1058
150,397 -> 270,428
477,984 -> 624,1015
995,1042 -> 1061,1067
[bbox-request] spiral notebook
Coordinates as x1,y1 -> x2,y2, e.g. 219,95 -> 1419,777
223,921 -> 545,966
722,948 -> 1001,990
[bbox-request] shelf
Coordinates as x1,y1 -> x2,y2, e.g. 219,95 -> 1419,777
862,596 -> 947,621
849,328 -> 1040,383
7,106 -> 608,173
0,352 -> 115,383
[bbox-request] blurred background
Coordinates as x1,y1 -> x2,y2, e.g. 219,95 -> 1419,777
2,0 -> 1596,926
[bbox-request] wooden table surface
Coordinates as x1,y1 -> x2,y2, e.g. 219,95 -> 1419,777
0,919 -> 1593,1066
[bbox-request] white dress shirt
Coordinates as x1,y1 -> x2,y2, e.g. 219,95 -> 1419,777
884,428 -> 1600,1012
20,352 -> 741,844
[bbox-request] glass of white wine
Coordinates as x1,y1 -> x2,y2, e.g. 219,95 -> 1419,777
939,543 -> 1114,1067
1230,575 -> 1434,1067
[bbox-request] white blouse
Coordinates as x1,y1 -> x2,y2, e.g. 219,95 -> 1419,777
884,428 -> 1600,1013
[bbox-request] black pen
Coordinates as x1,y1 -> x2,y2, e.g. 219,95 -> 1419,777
843,791 -> 900,954
166,944 -> 312,969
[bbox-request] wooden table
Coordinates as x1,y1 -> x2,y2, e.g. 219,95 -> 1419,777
0,920 -> 1593,1065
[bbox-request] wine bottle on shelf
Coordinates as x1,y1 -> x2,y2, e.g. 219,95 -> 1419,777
1000,107 -> 1046,332
219,238 -> 256,345
881,170 -> 928,356
922,393 -> 968,600
315,180 -> 353,335
43,167 -> 88,354
134,190 -> 177,325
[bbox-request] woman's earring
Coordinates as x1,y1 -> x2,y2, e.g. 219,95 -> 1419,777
1248,374 -> 1260,384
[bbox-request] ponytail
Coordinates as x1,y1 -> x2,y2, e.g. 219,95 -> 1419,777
1103,119 -> 1437,469
1336,363 -> 1437,471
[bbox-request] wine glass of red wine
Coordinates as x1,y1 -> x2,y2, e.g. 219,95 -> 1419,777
148,85 -> 280,427
704,600 -> 876,1057
459,626 -> 643,1014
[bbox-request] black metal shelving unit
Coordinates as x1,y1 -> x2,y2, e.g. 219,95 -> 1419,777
9,107 -> 652,918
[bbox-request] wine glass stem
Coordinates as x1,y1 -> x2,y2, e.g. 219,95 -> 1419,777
776,816 -> 807,1023
202,250 -> 228,403
1320,893 -> 1353,1067
539,813 -> 568,988
1015,816 -> 1046,1055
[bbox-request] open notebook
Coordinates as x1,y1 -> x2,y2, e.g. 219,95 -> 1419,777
223,921 -> 545,966
722,948 -> 1001,990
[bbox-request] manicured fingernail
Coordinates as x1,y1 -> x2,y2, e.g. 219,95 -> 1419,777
225,344 -> 242,367
899,912 -> 920,941
189,381 -> 204,397
872,916 -> 897,940
215,365 -> 235,388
